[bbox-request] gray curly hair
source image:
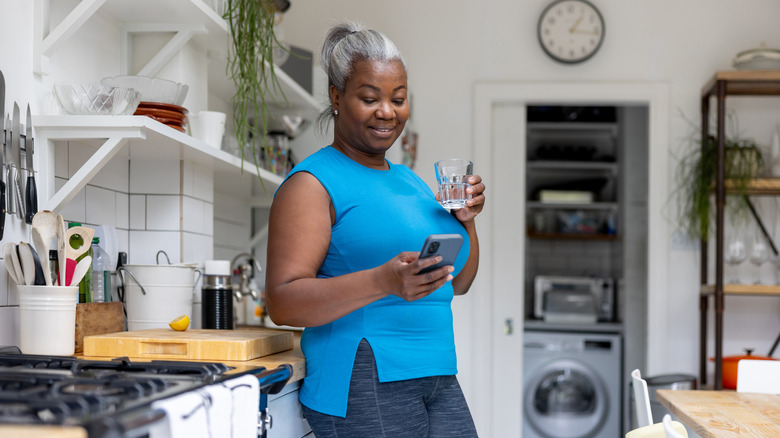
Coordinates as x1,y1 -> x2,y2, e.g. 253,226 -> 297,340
316,21 -> 407,133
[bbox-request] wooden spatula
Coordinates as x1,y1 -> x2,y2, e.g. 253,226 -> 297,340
64,226 -> 95,286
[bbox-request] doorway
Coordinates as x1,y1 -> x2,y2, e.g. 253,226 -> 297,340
465,82 -> 669,437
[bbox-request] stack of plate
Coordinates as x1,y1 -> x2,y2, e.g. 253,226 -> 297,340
733,46 -> 780,70
134,102 -> 188,132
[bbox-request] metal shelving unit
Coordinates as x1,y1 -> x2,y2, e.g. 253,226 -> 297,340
698,70 -> 780,389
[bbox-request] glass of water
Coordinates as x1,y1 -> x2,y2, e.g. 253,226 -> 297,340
435,159 -> 473,209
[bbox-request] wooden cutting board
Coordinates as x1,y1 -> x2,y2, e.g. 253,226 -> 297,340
83,328 -> 294,361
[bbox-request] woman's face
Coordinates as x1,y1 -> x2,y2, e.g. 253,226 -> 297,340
331,59 -> 409,161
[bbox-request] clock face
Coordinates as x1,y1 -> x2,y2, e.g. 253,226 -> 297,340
538,0 -> 605,64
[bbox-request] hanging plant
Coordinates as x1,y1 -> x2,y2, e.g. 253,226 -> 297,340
223,0 -> 290,182
673,113 -> 764,241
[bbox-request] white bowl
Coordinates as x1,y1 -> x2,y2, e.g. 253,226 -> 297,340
53,83 -> 141,115
100,75 -> 189,105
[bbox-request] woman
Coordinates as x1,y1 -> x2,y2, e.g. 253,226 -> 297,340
265,21 -> 485,437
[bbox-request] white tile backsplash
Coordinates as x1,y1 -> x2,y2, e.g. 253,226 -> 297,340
193,163 -> 214,202
67,140 -> 93,179
182,232 -> 214,266
128,231 -> 181,264
2,150 -> 227,347
182,161 -> 195,198
54,141 -> 69,178
130,195 -> 146,229
204,202 -> 214,234
117,228 -> 129,254
130,160 -> 180,194
85,185 -> 116,226
0,307 -> 20,347
55,177 -> 86,223
146,195 -> 180,231
182,196 -> 204,233
91,154 -> 129,192
116,192 -> 129,229
0,264 -> 7,306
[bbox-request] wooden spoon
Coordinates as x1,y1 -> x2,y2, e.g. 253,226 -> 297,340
64,226 -> 95,285
56,214 -> 66,286
32,210 -> 58,285
3,242 -> 21,285
69,255 -> 92,287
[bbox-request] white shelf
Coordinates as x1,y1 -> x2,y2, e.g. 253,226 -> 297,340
33,115 -> 284,213
34,0 -> 320,118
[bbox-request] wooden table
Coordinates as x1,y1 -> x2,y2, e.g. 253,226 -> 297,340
657,389 -> 780,437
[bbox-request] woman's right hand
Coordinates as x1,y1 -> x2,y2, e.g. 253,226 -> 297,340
378,251 -> 455,301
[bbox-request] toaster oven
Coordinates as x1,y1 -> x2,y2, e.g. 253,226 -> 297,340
534,276 -> 615,323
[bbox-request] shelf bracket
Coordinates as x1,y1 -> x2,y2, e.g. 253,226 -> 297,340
35,120 -> 147,214
33,0 -> 107,75
46,136 -> 130,213
119,23 -> 208,77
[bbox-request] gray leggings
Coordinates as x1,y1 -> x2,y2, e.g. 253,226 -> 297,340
302,339 -> 479,438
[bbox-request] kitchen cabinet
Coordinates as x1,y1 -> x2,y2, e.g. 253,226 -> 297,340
267,381 -> 312,438
698,70 -> 780,389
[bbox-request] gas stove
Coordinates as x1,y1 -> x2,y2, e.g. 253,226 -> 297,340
0,350 -> 291,437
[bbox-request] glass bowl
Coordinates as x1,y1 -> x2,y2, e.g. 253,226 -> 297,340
53,83 -> 141,115
100,75 -> 189,106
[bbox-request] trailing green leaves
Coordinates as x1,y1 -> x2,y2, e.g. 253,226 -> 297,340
675,134 -> 764,241
223,0 -> 287,184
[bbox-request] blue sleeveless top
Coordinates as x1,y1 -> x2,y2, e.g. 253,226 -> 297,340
279,146 -> 469,417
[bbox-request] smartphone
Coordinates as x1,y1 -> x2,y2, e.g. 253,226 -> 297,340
417,234 -> 464,275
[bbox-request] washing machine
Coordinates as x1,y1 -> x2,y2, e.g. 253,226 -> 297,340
523,330 -> 622,438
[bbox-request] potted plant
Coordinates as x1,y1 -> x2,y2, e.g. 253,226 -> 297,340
222,0 -> 291,179
673,114 -> 764,241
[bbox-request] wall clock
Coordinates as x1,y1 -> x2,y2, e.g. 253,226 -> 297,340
537,0 -> 605,64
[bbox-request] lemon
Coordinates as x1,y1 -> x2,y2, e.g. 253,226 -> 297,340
169,315 -> 190,331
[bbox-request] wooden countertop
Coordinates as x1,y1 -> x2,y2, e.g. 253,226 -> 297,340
80,327 -> 307,383
657,389 -> 780,437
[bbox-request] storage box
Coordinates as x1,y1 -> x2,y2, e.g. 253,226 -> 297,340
74,302 -> 125,354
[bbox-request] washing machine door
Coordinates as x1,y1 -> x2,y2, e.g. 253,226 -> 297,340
524,359 -> 608,438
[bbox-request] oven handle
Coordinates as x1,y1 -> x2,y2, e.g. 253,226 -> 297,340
251,363 -> 293,394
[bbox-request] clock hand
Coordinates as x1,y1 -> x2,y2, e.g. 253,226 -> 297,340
569,14 -> 584,33
571,29 -> 599,36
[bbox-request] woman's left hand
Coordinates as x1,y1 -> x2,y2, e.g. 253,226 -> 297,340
448,174 -> 485,223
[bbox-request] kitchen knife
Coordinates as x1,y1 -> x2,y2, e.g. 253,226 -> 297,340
3,115 -> 9,226
12,103 -> 23,220
24,104 -> 36,224
9,103 -> 20,219
0,71 -> 5,240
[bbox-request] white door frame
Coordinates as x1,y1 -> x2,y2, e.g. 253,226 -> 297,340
469,82 -> 669,437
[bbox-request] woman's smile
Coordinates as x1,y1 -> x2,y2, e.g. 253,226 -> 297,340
330,59 -> 409,165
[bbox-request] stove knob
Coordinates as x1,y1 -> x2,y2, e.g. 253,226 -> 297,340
258,407 -> 273,434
